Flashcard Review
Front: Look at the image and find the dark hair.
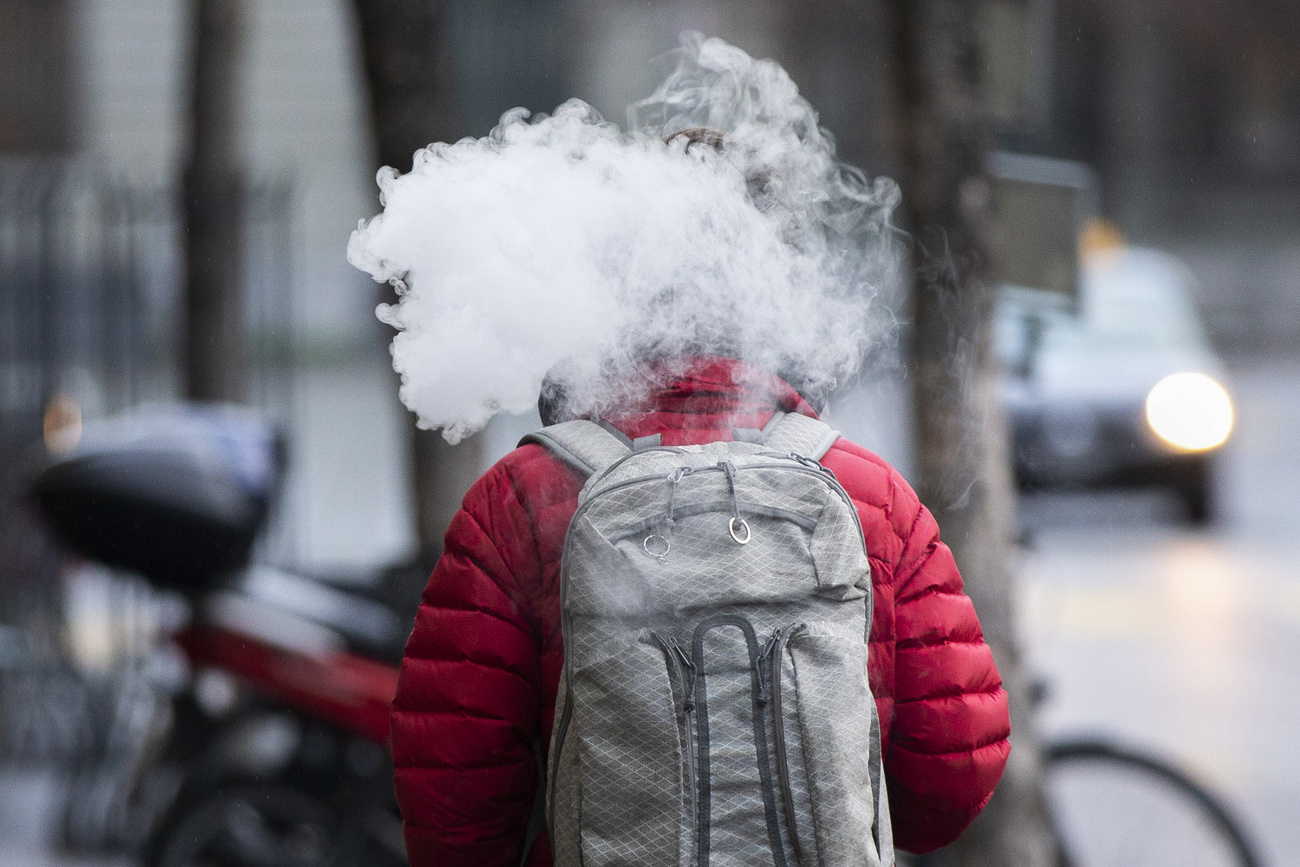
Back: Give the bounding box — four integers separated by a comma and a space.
665, 126, 726, 151
537, 374, 569, 426
667, 126, 784, 221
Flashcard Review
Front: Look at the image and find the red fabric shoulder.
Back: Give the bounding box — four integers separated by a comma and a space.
822, 437, 1010, 853
392, 449, 576, 867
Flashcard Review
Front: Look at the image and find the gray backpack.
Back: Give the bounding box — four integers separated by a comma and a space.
524, 413, 893, 867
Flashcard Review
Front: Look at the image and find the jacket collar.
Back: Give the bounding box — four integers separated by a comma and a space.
603, 356, 818, 440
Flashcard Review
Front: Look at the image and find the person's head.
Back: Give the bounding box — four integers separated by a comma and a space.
352, 34, 895, 443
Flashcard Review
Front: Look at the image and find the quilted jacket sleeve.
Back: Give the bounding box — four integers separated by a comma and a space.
885, 472, 1011, 853
390, 462, 545, 867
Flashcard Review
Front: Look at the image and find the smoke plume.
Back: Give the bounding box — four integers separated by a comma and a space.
348, 33, 899, 443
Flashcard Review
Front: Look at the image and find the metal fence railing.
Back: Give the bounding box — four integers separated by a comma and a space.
0, 158, 296, 765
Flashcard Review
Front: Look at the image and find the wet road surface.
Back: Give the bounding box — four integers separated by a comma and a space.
1020, 359, 1300, 865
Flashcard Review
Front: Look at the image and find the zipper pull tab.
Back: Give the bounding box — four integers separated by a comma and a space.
755, 628, 783, 707
664, 466, 693, 527
789, 452, 821, 470
669, 638, 697, 712
671, 639, 694, 672
718, 460, 751, 545
789, 451, 838, 481
762, 627, 784, 659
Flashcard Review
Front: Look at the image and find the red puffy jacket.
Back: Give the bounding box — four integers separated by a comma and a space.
391, 357, 1010, 864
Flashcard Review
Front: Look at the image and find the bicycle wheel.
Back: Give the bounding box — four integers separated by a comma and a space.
1044, 739, 1261, 867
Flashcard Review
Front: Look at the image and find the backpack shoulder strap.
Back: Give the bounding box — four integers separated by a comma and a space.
761, 412, 841, 460
518, 419, 633, 479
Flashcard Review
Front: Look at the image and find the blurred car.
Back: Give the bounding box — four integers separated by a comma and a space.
998, 243, 1233, 523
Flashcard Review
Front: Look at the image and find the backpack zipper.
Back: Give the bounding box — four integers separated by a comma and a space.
652, 631, 699, 844
586, 445, 687, 488
769, 625, 804, 865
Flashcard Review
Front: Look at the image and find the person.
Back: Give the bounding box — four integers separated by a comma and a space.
389, 354, 1011, 866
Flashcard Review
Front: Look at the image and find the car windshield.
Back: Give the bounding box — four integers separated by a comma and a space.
998, 248, 1206, 361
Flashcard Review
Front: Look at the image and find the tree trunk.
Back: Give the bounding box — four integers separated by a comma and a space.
183, 0, 246, 404
885, 0, 1058, 863
349, 0, 482, 553
0, 0, 75, 152
351, 0, 459, 174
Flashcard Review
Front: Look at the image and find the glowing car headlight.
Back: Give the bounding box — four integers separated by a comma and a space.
1144, 372, 1233, 452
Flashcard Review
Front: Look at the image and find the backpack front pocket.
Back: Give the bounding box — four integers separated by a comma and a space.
773, 623, 884, 867
571, 633, 688, 866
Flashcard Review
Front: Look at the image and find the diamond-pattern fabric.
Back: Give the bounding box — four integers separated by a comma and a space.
789, 625, 880, 866
700, 626, 775, 867
546, 418, 891, 866
774, 649, 816, 863
759, 412, 838, 457
576, 637, 683, 865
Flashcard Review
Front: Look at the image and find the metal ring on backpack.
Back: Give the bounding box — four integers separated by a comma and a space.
728, 517, 751, 545
644, 533, 671, 561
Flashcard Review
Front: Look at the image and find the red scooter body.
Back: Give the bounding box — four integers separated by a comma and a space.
31, 407, 414, 866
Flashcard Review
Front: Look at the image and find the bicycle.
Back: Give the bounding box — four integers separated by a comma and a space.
1044, 736, 1262, 867
900, 733, 1262, 867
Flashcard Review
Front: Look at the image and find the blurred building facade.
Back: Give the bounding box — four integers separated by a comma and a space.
0, 0, 1295, 586
1027, 0, 1300, 355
